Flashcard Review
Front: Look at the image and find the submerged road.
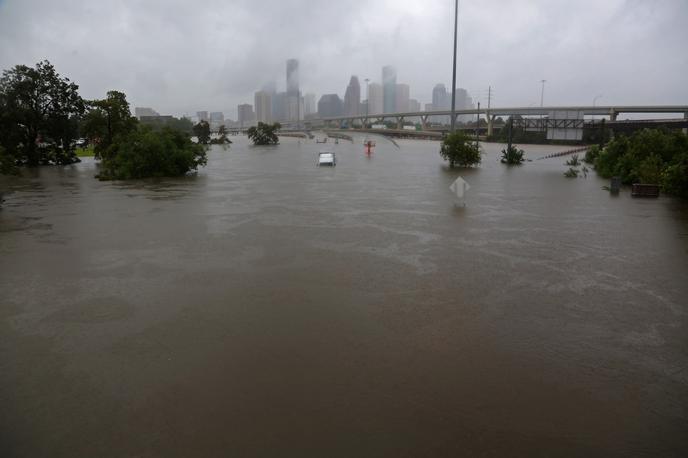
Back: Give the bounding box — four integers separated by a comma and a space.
1, 136, 687, 457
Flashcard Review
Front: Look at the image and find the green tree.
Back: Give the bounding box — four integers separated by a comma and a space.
210, 125, 232, 145
0, 145, 19, 175
193, 120, 211, 144
82, 90, 137, 158
0, 60, 85, 166
247, 122, 281, 145
439, 131, 481, 168
97, 125, 207, 180
500, 145, 525, 165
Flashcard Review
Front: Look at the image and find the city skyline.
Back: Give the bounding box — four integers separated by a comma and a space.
2, 0, 686, 119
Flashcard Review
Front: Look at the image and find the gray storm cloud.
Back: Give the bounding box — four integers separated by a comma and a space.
1, 0, 686, 119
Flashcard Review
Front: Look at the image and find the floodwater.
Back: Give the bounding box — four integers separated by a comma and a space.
1, 135, 687, 457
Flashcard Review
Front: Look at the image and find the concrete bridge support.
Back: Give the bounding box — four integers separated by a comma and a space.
396, 116, 405, 129
420, 115, 428, 130
684, 112, 688, 135
609, 109, 618, 121
487, 115, 496, 137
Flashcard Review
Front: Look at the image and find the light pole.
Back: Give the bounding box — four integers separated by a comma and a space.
592, 94, 602, 120
450, 0, 459, 132
540, 79, 546, 107
365, 78, 370, 127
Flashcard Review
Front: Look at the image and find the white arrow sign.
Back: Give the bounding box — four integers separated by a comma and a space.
449, 176, 470, 199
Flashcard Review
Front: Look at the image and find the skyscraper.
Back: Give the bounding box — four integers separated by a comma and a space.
286, 59, 299, 96
286, 59, 300, 122
432, 84, 450, 124
254, 90, 273, 123
344, 76, 361, 116
237, 104, 255, 127
395, 83, 410, 113
304, 93, 316, 117
368, 83, 384, 115
196, 111, 209, 122
382, 65, 396, 114
317, 94, 343, 118
209, 112, 224, 130
409, 98, 421, 112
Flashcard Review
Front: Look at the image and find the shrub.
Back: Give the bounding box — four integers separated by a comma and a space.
584, 145, 600, 164
97, 126, 207, 180
565, 154, 581, 166
439, 131, 481, 168
500, 145, 525, 165
248, 122, 281, 145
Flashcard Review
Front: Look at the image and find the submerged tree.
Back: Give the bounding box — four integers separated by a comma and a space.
97, 126, 207, 180
439, 131, 481, 168
210, 125, 232, 145
193, 120, 211, 145
500, 145, 525, 165
247, 122, 281, 145
81, 90, 138, 158
0, 60, 85, 166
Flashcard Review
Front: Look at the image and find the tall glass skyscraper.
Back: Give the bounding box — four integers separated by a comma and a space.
382, 65, 396, 114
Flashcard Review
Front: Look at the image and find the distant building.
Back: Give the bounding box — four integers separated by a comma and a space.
424, 103, 434, 112
344, 76, 361, 117
272, 92, 287, 121
432, 84, 450, 124
135, 107, 159, 119
254, 90, 273, 123
409, 98, 421, 112
304, 93, 316, 116
286, 59, 299, 96
368, 83, 383, 115
237, 104, 255, 127
395, 83, 410, 113
139, 115, 173, 126
209, 112, 224, 130
196, 111, 209, 122
317, 94, 343, 118
382, 65, 396, 114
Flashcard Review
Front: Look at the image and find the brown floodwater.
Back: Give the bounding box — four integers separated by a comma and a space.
1, 135, 687, 457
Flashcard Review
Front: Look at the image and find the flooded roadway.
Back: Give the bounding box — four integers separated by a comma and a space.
1, 135, 687, 457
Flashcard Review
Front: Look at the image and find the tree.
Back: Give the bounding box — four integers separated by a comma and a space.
210, 125, 232, 145
593, 128, 688, 196
439, 131, 481, 168
97, 125, 207, 180
0, 60, 85, 166
0, 145, 19, 175
247, 122, 281, 145
82, 90, 137, 158
193, 120, 211, 145
500, 145, 525, 165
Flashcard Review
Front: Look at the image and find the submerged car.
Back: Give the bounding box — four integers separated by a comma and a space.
317, 151, 336, 166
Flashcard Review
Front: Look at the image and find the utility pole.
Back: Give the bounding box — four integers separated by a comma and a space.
487, 86, 491, 111
365, 78, 370, 128
450, 0, 459, 132
540, 79, 546, 107
475, 102, 480, 146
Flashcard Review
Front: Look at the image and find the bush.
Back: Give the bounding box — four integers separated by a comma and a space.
248, 122, 281, 145
97, 126, 207, 180
439, 131, 481, 168
593, 129, 688, 197
500, 145, 525, 165
565, 154, 581, 166
584, 145, 601, 164
564, 167, 580, 178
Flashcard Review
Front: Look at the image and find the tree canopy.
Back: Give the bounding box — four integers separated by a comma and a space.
594, 128, 688, 197
193, 120, 211, 145
247, 122, 281, 145
97, 125, 207, 180
439, 131, 481, 168
0, 60, 85, 166
81, 90, 137, 157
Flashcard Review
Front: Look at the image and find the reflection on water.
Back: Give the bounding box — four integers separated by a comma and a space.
1, 135, 687, 457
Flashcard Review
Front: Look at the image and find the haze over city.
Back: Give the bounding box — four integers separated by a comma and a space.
1, 0, 687, 120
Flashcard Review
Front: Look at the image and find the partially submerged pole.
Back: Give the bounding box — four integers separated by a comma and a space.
450, 0, 458, 132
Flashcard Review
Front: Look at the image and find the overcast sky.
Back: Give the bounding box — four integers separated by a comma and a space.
1, 0, 687, 119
